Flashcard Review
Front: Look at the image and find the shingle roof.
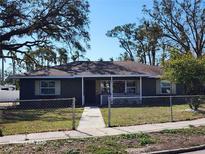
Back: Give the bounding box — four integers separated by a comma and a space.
18, 61, 162, 78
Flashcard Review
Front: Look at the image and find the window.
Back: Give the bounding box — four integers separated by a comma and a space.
160, 80, 171, 94
113, 81, 125, 94
100, 80, 110, 94
40, 80, 56, 95
100, 80, 138, 95
126, 81, 137, 94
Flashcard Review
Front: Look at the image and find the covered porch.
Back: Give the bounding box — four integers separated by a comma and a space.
81, 76, 143, 106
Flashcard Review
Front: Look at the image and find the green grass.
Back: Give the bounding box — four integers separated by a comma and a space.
0, 108, 84, 135
101, 104, 205, 127
162, 126, 205, 135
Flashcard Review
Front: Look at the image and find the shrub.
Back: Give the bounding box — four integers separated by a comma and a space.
137, 133, 154, 146
121, 133, 138, 139
188, 98, 200, 111
164, 53, 205, 111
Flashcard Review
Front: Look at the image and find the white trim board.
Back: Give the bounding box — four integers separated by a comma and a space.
14, 74, 161, 79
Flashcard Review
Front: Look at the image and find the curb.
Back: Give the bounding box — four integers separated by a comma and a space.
149, 144, 205, 154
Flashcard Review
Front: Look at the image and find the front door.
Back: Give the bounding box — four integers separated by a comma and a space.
84, 79, 97, 106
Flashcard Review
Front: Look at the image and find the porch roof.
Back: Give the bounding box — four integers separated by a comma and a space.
14, 61, 162, 78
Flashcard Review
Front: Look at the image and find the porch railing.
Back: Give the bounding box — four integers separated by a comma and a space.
100, 94, 141, 106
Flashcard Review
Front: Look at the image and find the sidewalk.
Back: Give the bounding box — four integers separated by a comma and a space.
1, 118, 205, 145
77, 106, 105, 129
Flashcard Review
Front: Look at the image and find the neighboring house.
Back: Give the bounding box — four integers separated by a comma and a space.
15, 61, 185, 106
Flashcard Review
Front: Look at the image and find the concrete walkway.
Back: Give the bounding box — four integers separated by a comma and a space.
77, 106, 105, 129
1, 118, 205, 145
183, 149, 205, 154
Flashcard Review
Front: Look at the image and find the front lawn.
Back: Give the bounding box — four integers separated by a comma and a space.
0, 108, 84, 136
101, 104, 205, 127
1, 126, 205, 153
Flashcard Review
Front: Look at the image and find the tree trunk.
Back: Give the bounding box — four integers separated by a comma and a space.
151, 48, 156, 66
147, 51, 152, 65
161, 44, 166, 66
1, 58, 4, 85
143, 52, 146, 64
129, 53, 134, 61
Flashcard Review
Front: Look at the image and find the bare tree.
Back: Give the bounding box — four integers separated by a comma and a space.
144, 0, 205, 57
135, 21, 163, 65
107, 22, 162, 65
106, 24, 136, 61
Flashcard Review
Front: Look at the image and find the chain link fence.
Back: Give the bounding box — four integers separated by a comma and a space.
106, 95, 205, 127
0, 98, 83, 136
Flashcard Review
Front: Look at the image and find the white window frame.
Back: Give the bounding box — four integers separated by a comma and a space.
99, 80, 138, 95
113, 80, 126, 94
160, 80, 171, 94
112, 80, 137, 95
40, 80, 56, 96
126, 80, 137, 94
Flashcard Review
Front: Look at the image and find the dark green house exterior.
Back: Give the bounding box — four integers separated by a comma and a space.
17, 61, 185, 106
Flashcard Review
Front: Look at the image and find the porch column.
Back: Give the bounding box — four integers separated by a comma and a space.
140, 76, 142, 101
81, 77, 85, 106
110, 76, 113, 100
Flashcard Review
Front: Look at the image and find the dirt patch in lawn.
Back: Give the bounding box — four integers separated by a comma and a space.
133, 133, 205, 153
1, 126, 205, 154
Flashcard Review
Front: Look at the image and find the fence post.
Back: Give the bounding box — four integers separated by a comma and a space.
72, 97, 76, 130
169, 96, 173, 122
108, 97, 111, 127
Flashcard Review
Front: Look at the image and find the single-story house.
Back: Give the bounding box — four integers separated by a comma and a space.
15, 61, 185, 107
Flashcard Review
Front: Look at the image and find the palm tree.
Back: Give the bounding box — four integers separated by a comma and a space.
0, 50, 14, 84
109, 57, 114, 61
7, 50, 20, 76
118, 52, 131, 61
44, 49, 57, 67
57, 48, 68, 65
98, 58, 104, 61
22, 50, 36, 72
71, 51, 85, 62
34, 47, 57, 67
